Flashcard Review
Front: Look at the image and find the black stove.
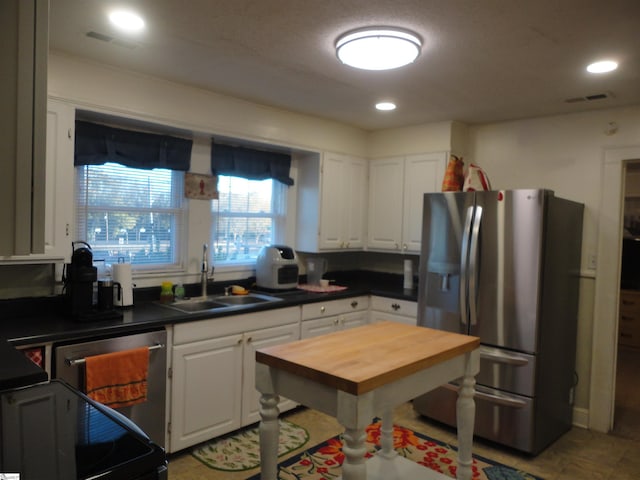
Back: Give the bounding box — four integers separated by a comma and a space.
0, 380, 166, 479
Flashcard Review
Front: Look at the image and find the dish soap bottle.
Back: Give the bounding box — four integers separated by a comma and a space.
175, 284, 185, 300
160, 281, 174, 304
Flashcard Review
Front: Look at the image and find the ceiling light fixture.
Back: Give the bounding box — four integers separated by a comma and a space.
376, 102, 396, 111
108, 9, 145, 33
587, 60, 618, 74
336, 28, 421, 70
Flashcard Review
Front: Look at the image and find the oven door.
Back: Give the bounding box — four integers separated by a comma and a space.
1, 380, 167, 479
53, 329, 167, 448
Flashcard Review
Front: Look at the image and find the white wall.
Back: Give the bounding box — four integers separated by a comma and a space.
467, 105, 640, 271
48, 53, 369, 157
367, 121, 456, 158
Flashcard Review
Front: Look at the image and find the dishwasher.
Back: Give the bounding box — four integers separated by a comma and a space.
53, 329, 167, 448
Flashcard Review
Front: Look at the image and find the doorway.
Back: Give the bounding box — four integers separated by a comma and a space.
614, 162, 640, 440
590, 146, 640, 433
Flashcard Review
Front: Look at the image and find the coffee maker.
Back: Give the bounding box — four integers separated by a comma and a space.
64, 241, 122, 321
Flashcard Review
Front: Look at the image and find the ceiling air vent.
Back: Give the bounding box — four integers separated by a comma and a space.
86, 31, 139, 49
565, 92, 612, 103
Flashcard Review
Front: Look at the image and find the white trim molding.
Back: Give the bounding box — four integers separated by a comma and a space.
590, 145, 640, 432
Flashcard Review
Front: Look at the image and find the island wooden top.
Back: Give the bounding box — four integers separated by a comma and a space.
256, 321, 480, 395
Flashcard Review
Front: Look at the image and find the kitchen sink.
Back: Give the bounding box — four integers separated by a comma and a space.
164, 299, 229, 313
160, 292, 282, 313
214, 293, 282, 305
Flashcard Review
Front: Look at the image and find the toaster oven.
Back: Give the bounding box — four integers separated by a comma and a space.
256, 245, 299, 289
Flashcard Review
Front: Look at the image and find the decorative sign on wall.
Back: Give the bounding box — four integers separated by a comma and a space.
185, 173, 218, 200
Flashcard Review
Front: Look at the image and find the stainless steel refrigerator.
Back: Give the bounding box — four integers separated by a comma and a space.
413, 189, 583, 455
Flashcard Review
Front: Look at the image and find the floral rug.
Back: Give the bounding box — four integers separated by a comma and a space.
246, 420, 543, 480
191, 420, 309, 472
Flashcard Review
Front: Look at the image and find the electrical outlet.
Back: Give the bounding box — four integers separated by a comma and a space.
588, 253, 597, 270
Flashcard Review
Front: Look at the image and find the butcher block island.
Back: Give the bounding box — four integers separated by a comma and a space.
255, 321, 480, 480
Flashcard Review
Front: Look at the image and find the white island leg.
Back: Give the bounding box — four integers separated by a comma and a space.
256, 362, 281, 480
259, 392, 280, 480
455, 358, 477, 480
379, 408, 396, 460
341, 427, 368, 480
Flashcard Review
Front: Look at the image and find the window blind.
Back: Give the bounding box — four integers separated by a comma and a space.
211, 176, 286, 263
75, 163, 185, 269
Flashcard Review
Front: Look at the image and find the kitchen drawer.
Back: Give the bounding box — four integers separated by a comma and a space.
619, 290, 640, 348
174, 306, 300, 345
301, 296, 369, 320
619, 329, 640, 348
370, 296, 417, 317
619, 290, 640, 313
618, 314, 640, 348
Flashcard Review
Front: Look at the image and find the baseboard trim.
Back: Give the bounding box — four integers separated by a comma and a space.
572, 406, 589, 429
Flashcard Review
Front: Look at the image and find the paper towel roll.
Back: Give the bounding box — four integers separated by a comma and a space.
112, 263, 134, 306
403, 259, 414, 289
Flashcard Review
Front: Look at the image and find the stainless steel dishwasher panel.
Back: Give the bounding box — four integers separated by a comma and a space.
53, 329, 167, 447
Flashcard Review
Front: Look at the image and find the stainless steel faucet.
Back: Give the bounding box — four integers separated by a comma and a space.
201, 243, 213, 297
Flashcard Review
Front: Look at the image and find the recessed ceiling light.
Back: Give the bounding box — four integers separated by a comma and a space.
108, 10, 145, 33
587, 60, 618, 74
336, 28, 421, 70
376, 102, 396, 111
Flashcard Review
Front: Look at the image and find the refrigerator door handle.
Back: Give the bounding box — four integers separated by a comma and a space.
443, 382, 528, 408
479, 346, 530, 366
459, 206, 475, 326
468, 205, 483, 326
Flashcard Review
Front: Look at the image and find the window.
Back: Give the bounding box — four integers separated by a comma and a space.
76, 163, 185, 270
211, 175, 286, 265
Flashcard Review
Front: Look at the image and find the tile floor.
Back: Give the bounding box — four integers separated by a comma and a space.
168, 348, 640, 480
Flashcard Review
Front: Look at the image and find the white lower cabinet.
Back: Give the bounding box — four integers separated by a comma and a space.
170, 332, 243, 452
301, 296, 369, 339
169, 307, 300, 452
369, 296, 418, 326
241, 323, 299, 426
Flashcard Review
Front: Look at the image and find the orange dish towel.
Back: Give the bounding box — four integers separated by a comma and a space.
85, 347, 150, 409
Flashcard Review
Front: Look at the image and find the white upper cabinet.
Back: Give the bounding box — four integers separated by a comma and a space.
0, 0, 48, 257
368, 152, 446, 253
367, 156, 405, 251
297, 152, 367, 252
43, 100, 75, 261
1, 100, 75, 263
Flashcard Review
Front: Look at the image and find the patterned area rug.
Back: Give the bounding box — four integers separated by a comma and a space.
247, 420, 543, 480
191, 420, 309, 472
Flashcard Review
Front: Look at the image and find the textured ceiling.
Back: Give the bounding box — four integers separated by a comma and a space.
50, 0, 640, 130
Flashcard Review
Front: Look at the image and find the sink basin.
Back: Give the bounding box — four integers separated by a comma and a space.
164, 299, 229, 313
214, 293, 282, 305
160, 292, 282, 313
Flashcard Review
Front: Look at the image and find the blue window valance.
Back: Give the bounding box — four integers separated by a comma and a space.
211, 142, 294, 186
74, 121, 192, 171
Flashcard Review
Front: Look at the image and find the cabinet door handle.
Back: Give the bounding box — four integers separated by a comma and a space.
320, 306, 326, 313
237, 338, 243, 344
402, 244, 408, 251
394, 243, 399, 250
246, 336, 252, 343
333, 318, 339, 325
350, 301, 358, 308
392, 303, 400, 311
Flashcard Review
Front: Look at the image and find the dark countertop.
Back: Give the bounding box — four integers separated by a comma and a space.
0, 271, 418, 347
0, 338, 49, 390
